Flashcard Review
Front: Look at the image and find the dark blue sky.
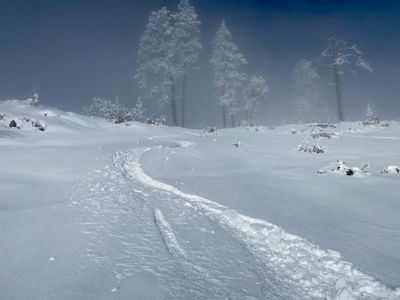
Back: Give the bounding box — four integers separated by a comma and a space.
1, 0, 399, 126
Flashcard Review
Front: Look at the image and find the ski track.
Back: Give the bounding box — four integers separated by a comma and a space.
153, 208, 186, 258
72, 140, 400, 300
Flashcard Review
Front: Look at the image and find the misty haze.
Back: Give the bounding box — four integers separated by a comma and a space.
1, 1, 400, 299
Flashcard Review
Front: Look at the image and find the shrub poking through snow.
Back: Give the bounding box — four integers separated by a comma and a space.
318, 160, 370, 177
245, 125, 266, 132
31, 120, 46, 131
145, 116, 165, 126
201, 126, 218, 136
381, 165, 400, 174
298, 141, 325, 154
311, 123, 337, 129
22, 117, 46, 131
232, 138, 240, 148
9, 120, 18, 128
311, 131, 336, 139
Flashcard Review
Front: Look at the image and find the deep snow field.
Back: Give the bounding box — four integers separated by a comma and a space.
1, 100, 400, 300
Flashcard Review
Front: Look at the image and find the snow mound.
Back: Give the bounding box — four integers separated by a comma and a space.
319, 160, 369, 177
0, 115, 46, 132
0, 99, 108, 134
381, 165, 400, 174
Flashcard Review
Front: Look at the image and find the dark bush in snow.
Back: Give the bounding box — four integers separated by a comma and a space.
145, 116, 165, 126
232, 138, 241, 148
233, 141, 240, 148
362, 116, 380, 126
201, 127, 218, 136
9, 120, 18, 128
22, 117, 46, 131
31, 120, 46, 131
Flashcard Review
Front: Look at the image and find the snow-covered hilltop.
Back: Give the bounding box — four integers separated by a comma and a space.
1, 100, 399, 299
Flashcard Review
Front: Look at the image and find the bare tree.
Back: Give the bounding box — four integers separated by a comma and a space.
243, 76, 269, 125
315, 37, 373, 122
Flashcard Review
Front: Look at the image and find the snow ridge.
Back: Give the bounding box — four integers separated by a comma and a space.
113, 143, 400, 300
153, 208, 186, 258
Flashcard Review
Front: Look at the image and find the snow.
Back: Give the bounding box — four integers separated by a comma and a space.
1, 100, 400, 299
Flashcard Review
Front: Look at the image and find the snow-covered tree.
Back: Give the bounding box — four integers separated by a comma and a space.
293, 59, 328, 123
210, 21, 247, 128
366, 103, 374, 119
243, 76, 269, 124
315, 37, 373, 122
24, 89, 39, 107
136, 8, 179, 126
85, 97, 120, 122
173, 0, 201, 127
362, 103, 380, 125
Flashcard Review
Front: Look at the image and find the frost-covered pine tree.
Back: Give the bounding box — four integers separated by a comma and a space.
210, 21, 247, 128
293, 59, 327, 123
363, 103, 380, 125
316, 37, 373, 122
366, 103, 374, 119
243, 76, 269, 125
173, 0, 201, 127
136, 8, 179, 126
85, 97, 120, 122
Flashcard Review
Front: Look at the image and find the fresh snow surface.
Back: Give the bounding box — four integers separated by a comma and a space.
1, 100, 400, 299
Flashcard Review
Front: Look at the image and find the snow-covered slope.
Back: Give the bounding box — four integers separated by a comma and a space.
1, 100, 399, 299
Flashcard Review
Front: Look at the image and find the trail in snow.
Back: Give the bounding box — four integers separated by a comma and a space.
73, 146, 269, 299
113, 142, 400, 300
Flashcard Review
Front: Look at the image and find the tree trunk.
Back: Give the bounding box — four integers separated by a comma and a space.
170, 77, 178, 126
181, 72, 186, 127
331, 39, 344, 122
334, 65, 343, 122
222, 105, 226, 128
231, 114, 235, 128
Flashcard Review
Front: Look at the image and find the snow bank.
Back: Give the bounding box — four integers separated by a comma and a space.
0, 99, 108, 134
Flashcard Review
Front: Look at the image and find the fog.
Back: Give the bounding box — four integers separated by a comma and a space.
1, 0, 399, 128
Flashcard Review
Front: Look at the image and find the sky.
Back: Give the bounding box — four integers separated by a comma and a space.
0, 0, 399, 127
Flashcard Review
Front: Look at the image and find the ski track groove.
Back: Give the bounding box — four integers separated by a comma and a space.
71, 140, 400, 300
